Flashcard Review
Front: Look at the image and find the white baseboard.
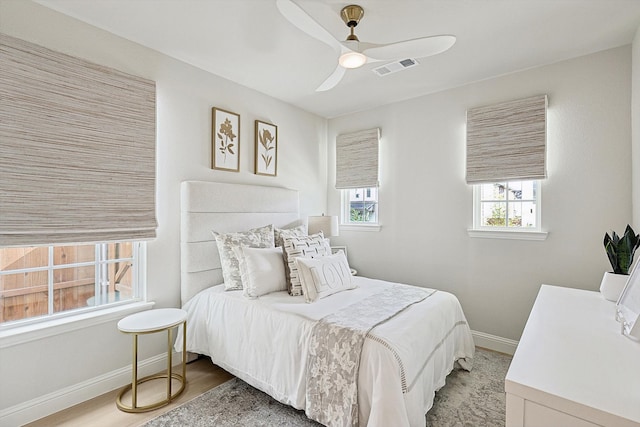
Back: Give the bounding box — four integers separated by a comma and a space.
0, 351, 178, 427
472, 330, 518, 355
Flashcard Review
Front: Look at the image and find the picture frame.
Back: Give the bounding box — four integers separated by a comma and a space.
616, 261, 640, 341
254, 120, 278, 176
212, 107, 240, 172
331, 246, 348, 258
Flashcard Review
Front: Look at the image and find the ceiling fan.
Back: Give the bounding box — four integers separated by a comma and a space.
276, 0, 456, 92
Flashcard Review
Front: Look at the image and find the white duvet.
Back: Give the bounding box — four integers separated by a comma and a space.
176, 276, 475, 427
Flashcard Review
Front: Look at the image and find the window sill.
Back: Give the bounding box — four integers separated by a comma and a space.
340, 224, 381, 232
0, 300, 155, 349
467, 229, 548, 241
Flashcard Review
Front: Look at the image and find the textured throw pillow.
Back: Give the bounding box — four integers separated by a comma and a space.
282, 232, 331, 296
275, 225, 307, 286
213, 224, 275, 290
296, 250, 356, 303
274, 224, 307, 247
234, 246, 287, 298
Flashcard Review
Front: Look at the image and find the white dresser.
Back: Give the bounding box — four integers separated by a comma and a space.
505, 285, 640, 427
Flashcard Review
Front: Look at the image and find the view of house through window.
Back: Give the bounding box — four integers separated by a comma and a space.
343, 187, 378, 224
0, 242, 140, 326
475, 180, 539, 229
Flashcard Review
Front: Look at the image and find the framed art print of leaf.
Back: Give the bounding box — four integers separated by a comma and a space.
212, 107, 240, 172
255, 120, 277, 176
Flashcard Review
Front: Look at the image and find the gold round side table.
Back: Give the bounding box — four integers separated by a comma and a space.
116, 308, 187, 413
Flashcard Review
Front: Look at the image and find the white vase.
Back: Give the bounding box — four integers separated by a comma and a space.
599, 272, 629, 302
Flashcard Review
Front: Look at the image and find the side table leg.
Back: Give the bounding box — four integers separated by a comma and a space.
132, 334, 138, 409
167, 327, 172, 401
182, 321, 187, 381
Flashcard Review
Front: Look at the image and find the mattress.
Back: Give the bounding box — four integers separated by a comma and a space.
176, 276, 475, 427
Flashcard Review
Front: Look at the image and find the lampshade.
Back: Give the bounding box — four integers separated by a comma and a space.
308, 215, 339, 237
339, 51, 367, 69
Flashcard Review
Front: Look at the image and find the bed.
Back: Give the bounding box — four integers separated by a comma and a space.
177, 180, 475, 427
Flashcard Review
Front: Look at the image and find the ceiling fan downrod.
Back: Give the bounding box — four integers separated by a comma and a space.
341, 4, 364, 41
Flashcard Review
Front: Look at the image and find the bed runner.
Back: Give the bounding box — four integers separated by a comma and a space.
305, 284, 435, 427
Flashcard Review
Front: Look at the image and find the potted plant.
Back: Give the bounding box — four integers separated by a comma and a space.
601, 224, 640, 301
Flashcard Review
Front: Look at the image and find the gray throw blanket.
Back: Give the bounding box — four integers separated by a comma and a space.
305, 285, 436, 427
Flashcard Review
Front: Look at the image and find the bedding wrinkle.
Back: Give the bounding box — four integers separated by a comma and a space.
366, 334, 408, 392
408, 320, 472, 393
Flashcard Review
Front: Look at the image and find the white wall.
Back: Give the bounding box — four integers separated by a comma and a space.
633, 26, 640, 229
0, 0, 327, 421
1, 0, 636, 422
328, 46, 633, 342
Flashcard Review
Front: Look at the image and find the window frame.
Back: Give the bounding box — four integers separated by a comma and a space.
469, 180, 548, 240
341, 187, 381, 231
0, 241, 146, 331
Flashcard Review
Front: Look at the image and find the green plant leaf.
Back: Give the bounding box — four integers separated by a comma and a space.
604, 225, 640, 274
612, 231, 620, 245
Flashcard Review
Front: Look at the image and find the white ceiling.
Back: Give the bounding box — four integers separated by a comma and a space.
35, 0, 640, 118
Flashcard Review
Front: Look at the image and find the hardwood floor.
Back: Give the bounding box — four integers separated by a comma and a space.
25, 357, 233, 427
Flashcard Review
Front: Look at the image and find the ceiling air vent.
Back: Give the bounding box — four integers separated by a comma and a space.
372, 58, 419, 77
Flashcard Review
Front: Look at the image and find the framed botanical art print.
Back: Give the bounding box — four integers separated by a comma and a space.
255, 120, 277, 176
212, 107, 240, 172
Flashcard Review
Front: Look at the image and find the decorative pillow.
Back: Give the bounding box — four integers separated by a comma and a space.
274, 224, 307, 247
296, 250, 356, 303
282, 232, 331, 296
213, 224, 274, 290
275, 225, 307, 286
234, 246, 287, 298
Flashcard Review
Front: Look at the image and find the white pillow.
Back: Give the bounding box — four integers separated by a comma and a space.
274, 224, 307, 247
295, 250, 356, 303
235, 246, 287, 298
282, 232, 331, 296
212, 224, 274, 291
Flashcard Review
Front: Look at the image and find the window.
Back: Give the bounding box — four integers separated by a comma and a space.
0, 242, 142, 327
0, 36, 155, 332
342, 187, 378, 225
466, 96, 547, 239
473, 180, 540, 231
336, 128, 380, 229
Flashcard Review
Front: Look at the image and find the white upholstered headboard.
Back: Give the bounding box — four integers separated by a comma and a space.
180, 181, 300, 305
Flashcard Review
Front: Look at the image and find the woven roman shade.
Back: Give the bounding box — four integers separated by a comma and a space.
0, 34, 157, 246
335, 128, 380, 189
466, 95, 547, 184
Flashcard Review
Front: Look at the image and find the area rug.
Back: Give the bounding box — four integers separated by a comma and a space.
426, 348, 512, 427
142, 347, 512, 427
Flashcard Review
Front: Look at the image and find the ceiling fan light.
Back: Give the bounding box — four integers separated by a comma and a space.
339, 51, 367, 69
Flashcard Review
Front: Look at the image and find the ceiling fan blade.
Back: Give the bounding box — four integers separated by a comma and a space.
362, 35, 456, 61
316, 65, 347, 92
276, 0, 344, 53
